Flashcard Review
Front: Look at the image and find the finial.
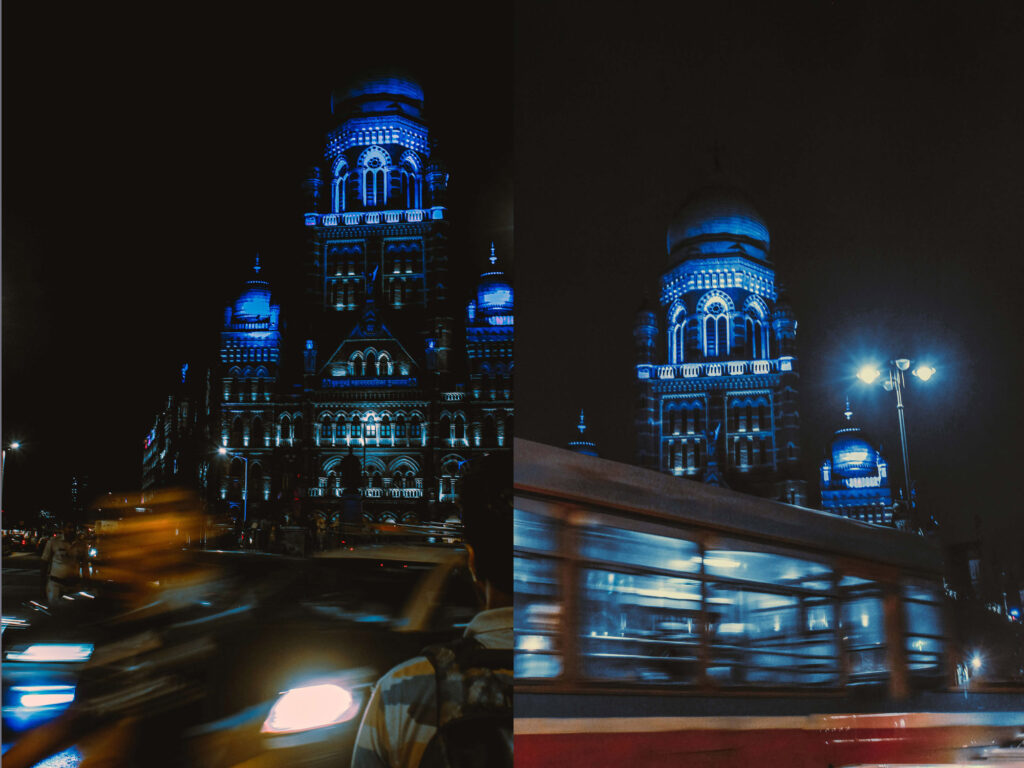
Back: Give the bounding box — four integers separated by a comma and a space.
577, 409, 587, 435
710, 140, 725, 175
254, 253, 261, 274
489, 242, 497, 266
844, 396, 852, 421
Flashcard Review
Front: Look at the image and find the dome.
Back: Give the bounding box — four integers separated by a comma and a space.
232, 257, 273, 321
830, 431, 879, 477
828, 405, 882, 478
331, 72, 424, 119
468, 245, 513, 326
667, 186, 770, 262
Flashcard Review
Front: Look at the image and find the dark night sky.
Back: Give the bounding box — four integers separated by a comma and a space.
515, 2, 1024, 548
2, 5, 512, 519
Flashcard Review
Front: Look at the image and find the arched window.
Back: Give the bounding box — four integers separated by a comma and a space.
439, 415, 452, 445
251, 417, 264, 447
411, 416, 422, 439
366, 351, 377, 375
293, 417, 304, 444
381, 416, 391, 438
351, 416, 362, 439
359, 147, 390, 208
671, 320, 686, 363
332, 157, 349, 213
231, 417, 244, 448
250, 463, 264, 502
320, 416, 333, 442
396, 415, 407, 438
482, 415, 497, 447
703, 301, 729, 357
454, 415, 466, 441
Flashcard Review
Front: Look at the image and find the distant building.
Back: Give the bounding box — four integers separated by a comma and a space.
633, 186, 805, 503
818, 400, 893, 525
69, 474, 90, 522
143, 74, 512, 531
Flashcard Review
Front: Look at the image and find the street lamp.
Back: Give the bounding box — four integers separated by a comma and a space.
218, 447, 248, 526
1, 441, 21, 517
856, 358, 935, 529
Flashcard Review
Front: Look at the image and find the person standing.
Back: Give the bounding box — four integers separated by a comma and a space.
41, 523, 86, 605
352, 453, 513, 768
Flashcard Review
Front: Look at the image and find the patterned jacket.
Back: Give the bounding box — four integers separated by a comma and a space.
352, 606, 513, 768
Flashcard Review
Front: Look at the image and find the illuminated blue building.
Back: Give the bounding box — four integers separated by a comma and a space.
193, 74, 512, 530
634, 186, 805, 504
819, 401, 893, 525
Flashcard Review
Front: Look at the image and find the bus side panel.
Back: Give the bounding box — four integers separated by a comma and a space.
514, 728, 826, 768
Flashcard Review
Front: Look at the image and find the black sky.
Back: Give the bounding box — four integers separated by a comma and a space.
515, 2, 1024, 548
1, 4, 512, 518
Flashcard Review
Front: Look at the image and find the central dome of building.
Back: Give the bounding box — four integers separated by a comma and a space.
667, 185, 770, 262
331, 71, 424, 119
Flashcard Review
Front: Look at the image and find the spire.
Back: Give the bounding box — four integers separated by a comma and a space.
489, 242, 497, 267
254, 253, 261, 274
844, 397, 852, 421
567, 409, 598, 457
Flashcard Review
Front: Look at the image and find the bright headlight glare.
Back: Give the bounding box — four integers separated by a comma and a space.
261, 683, 357, 734
6, 643, 94, 662
13, 685, 76, 708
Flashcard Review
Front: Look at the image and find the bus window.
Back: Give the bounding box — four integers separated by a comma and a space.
515, 508, 562, 679
839, 576, 887, 682
704, 549, 838, 686
581, 567, 702, 684
903, 582, 945, 675
580, 527, 700, 573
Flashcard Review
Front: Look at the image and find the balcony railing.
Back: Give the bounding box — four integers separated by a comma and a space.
638, 358, 789, 381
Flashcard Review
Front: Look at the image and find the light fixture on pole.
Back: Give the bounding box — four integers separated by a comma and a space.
856, 359, 935, 529
218, 447, 249, 526
1, 441, 21, 520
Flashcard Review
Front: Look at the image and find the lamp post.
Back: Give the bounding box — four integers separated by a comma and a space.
218, 447, 248, 526
1, 442, 21, 520
856, 359, 935, 529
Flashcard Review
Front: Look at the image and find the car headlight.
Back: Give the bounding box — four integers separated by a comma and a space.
261, 683, 359, 734
11, 685, 76, 708
5, 643, 94, 662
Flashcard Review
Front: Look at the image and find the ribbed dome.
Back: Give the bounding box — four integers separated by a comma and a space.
470, 245, 513, 325
232, 258, 272, 320
831, 430, 879, 478
332, 72, 424, 118
667, 186, 770, 261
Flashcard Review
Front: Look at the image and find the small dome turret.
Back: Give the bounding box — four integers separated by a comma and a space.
467, 244, 513, 326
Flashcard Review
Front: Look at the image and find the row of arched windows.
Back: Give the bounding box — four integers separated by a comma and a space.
668, 291, 773, 363
729, 400, 770, 433
331, 147, 423, 212
663, 402, 707, 436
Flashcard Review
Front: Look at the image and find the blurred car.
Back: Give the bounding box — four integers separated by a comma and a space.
2, 542, 478, 767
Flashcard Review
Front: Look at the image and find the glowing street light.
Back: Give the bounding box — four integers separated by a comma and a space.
218, 447, 249, 526
971, 653, 982, 672
1, 441, 21, 517
856, 358, 936, 530
856, 365, 881, 385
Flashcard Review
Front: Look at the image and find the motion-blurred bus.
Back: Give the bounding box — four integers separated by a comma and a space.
513, 439, 1024, 767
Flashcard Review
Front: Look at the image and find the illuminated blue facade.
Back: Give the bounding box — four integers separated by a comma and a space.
200, 75, 511, 530
819, 401, 893, 525
634, 186, 805, 504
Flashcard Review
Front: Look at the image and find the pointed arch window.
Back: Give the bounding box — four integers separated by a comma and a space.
251, 417, 264, 447
702, 300, 729, 358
